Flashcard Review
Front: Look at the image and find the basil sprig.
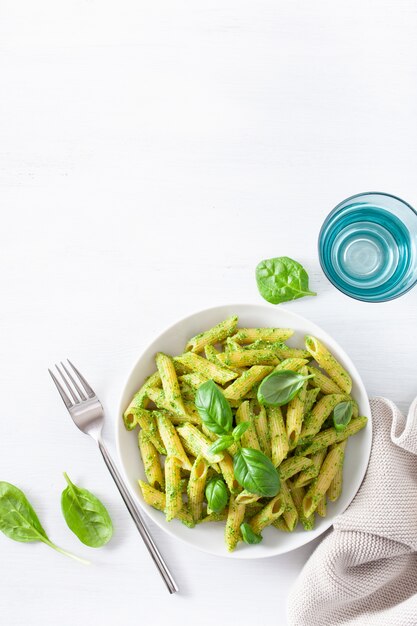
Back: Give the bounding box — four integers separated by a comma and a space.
205, 478, 228, 513
196, 381, 281, 498
0, 482, 88, 564
207, 422, 251, 456
195, 380, 233, 435
333, 401, 353, 432
257, 370, 313, 406
240, 522, 262, 544
233, 448, 280, 497
61, 473, 113, 548
256, 256, 316, 304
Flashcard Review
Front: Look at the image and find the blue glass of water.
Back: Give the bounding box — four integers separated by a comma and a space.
318, 192, 417, 302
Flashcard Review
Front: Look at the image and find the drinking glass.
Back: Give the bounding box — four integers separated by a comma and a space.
318, 192, 417, 302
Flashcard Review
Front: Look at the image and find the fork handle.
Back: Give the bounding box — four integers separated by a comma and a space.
98, 440, 179, 594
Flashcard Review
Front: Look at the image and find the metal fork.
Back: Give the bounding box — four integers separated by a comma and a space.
49, 359, 178, 594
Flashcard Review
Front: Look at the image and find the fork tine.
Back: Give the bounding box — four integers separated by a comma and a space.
56, 363, 81, 403
67, 359, 96, 398
48, 368, 73, 409
59, 362, 87, 401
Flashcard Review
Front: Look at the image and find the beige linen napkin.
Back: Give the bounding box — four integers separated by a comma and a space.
287, 396, 417, 626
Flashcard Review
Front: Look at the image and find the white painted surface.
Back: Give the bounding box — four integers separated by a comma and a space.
0, 2, 416, 624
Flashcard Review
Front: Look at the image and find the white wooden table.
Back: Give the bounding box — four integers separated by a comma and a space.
1, 2, 417, 624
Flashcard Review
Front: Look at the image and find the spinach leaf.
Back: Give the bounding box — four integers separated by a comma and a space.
195, 380, 233, 435
207, 435, 235, 456
205, 478, 228, 513
333, 401, 353, 432
257, 370, 313, 406
233, 448, 280, 497
61, 473, 113, 548
240, 522, 263, 545
232, 422, 250, 441
0, 481, 88, 564
256, 256, 316, 304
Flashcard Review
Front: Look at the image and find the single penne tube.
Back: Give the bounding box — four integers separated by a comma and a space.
218, 349, 281, 367
236, 401, 261, 450
123, 371, 162, 429
218, 452, 241, 493
286, 365, 309, 448
187, 456, 209, 522
225, 494, 246, 552
198, 511, 228, 524
307, 366, 344, 395
304, 387, 320, 415
279, 456, 313, 481
178, 372, 209, 390
303, 444, 345, 517
273, 358, 309, 373
185, 316, 238, 353
249, 493, 285, 534
268, 405, 289, 467
280, 480, 298, 531
223, 365, 273, 401
262, 342, 310, 360
146, 388, 200, 424
316, 495, 327, 518
174, 352, 238, 385
235, 489, 261, 505
165, 456, 183, 522
155, 411, 192, 470
245, 501, 264, 517
297, 416, 368, 456
300, 393, 351, 441
250, 399, 271, 458
272, 517, 291, 532
289, 481, 315, 531
138, 480, 194, 528
134, 408, 166, 454
231, 328, 294, 344
138, 430, 164, 491
292, 448, 327, 488
327, 440, 347, 501
177, 423, 224, 465
305, 336, 352, 394
155, 352, 186, 417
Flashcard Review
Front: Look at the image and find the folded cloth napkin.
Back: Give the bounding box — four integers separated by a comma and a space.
287, 396, 417, 626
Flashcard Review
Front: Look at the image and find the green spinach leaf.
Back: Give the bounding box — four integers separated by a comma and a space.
61, 473, 113, 548
0, 481, 88, 564
205, 478, 228, 513
240, 522, 263, 544
195, 380, 233, 435
256, 256, 316, 304
233, 448, 280, 497
333, 401, 353, 432
257, 370, 313, 406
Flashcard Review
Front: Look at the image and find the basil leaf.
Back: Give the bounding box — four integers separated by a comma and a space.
205, 478, 228, 513
257, 370, 313, 406
232, 422, 250, 441
207, 435, 235, 456
256, 256, 317, 304
333, 401, 353, 432
233, 448, 280, 497
240, 522, 263, 544
61, 473, 113, 548
0, 481, 88, 564
195, 380, 233, 435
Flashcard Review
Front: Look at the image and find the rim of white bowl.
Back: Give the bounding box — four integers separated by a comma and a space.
115, 303, 372, 559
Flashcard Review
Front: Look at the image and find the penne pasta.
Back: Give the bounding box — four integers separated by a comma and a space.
138, 430, 164, 490
268, 405, 289, 467
174, 352, 238, 385
305, 336, 352, 394
185, 316, 238, 353
231, 328, 294, 344
225, 494, 246, 552
223, 366, 273, 401
303, 444, 345, 517
187, 456, 209, 522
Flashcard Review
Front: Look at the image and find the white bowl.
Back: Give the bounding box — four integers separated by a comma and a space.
116, 304, 372, 559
